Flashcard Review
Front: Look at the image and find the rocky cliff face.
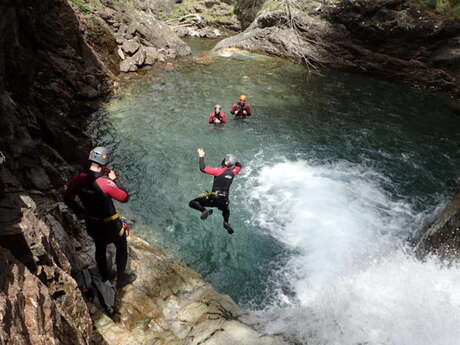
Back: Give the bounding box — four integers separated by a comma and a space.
215, 0, 460, 94
0, 2, 109, 343
0, 1, 285, 344
70, 0, 191, 73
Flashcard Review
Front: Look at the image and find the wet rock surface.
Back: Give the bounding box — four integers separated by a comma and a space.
416, 191, 460, 259
95, 236, 286, 345
216, 0, 460, 94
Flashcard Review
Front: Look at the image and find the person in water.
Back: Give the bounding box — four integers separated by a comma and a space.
208, 104, 228, 124
189, 148, 242, 234
230, 95, 251, 117
64, 147, 136, 288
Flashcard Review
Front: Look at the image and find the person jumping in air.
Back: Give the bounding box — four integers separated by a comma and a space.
208, 104, 228, 124
189, 148, 242, 234
230, 95, 251, 117
64, 147, 136, 289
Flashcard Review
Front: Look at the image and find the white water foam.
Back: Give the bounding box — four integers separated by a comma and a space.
243, 160, 460, 345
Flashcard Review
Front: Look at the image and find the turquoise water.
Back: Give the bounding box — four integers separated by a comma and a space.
88, 39, 460, 344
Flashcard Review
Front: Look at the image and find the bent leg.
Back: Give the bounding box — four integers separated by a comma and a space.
189, 197, 206, 212
190, 196, 216, 220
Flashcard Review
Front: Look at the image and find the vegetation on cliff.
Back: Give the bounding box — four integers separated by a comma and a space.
417, 0, 460, 16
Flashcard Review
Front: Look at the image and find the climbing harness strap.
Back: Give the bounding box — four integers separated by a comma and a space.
199, 191, 227, 199
103, 213, 120, 222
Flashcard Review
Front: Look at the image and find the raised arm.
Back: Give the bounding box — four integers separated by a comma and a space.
97, 176, 129, 203
198, 148, 225, 176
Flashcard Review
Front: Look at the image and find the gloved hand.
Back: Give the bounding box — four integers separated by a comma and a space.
122, 222, 131, 236
235, 162, 242, 168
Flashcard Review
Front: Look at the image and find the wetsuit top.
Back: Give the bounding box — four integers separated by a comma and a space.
208, 111, 228, 123
230, 102, 251, 116
64, 170, 129, 219
199, 157, 241, 194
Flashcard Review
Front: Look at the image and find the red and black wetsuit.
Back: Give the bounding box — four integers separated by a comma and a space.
64, 170, 129, 281
230, 102, 251, 116
189, 157, 241, 223
208, 111, 228, 124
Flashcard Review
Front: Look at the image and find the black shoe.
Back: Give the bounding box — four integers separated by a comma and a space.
200, 209, 213, 220
223, 222, 234, 234
116, 272, 137, 289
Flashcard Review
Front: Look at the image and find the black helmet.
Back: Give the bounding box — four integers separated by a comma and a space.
222, 154, 238, 167
89, 146, 111, 166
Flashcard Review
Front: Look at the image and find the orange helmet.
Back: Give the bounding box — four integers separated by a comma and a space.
239, 95, 247, 102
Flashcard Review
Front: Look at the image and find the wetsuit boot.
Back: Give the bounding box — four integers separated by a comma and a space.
200, 209, 213, 220
116, 272, 137, 289
223, 222, 234, 234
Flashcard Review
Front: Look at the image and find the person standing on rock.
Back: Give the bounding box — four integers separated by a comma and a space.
64, 147, 136, 288
208, 104, 228, 125
230, 95, 251, 117
189, 148, 242, 234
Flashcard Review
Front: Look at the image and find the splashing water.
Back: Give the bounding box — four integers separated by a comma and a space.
244, 160, 460, 345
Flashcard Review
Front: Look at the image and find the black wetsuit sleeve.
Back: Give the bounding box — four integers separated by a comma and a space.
64, 174, 86, 218
235, 162, 242, 168
199, 157, 206, 172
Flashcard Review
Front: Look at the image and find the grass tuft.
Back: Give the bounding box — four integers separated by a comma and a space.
69, 0, 91, 12
416, 0, 460, 17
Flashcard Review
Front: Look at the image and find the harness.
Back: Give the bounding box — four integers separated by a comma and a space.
199, 191, 228, 199
86, 212, 128, 237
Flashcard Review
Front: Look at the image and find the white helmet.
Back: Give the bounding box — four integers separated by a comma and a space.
223, 154, 238, 167
89, 146, 111, 166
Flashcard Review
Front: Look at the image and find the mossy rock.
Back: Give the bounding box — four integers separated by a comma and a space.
453, 3, 460, 16
68, 0, 102, 12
